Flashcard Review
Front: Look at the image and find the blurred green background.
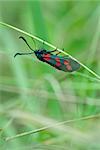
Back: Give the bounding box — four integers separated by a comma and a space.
0, 0, 100, 150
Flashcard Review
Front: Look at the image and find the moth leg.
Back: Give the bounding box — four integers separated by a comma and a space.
46, 48, 58, 54
31, 37, 37, 50
42, 41, 45, 49
50, 48, 58, 53
55, 48, 64, 55
62, 48, 64, 51
55, 51, 61, 55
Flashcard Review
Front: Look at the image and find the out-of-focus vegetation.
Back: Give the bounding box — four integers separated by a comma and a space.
0, 1, 100, 150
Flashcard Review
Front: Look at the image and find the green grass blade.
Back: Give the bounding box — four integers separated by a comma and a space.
0, 21, 100, 81
5, 114, 100, 141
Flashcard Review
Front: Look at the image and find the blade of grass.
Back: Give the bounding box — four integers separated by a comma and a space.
1, 30, 28, 99
5, 113, 100, 141
29, 0, 48, 41
73, 72, 100, 83
0, 22, 100, 81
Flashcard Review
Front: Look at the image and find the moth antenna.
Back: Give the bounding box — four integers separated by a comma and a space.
19, 36, 34, 51
14, 52, 34, 58
14, 53, 21, 58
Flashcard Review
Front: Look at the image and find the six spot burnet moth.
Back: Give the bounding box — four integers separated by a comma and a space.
14, 36, 80, 72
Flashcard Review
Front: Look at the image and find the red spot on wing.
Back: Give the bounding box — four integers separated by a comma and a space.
64, 60, 72, 71
43, 54, 51, 61
55, 57, 61, 67
64, 60, 69, 65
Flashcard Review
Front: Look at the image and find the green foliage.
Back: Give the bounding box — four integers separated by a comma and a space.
0, 1, 100, 150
